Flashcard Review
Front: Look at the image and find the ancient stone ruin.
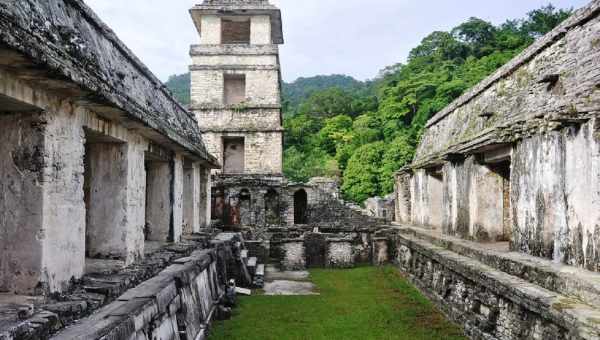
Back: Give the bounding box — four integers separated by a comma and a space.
1, 0, 600, 339
393, 1, 600, 338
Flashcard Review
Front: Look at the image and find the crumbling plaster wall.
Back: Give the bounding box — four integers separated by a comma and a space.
184, 163, 202, 234
85, 143, 129, 260
250, 15, 272, 44
512, 120, 600, 270
172, 154, 185, 243
0, 112, 49, 294
395, 173, 412, 224
410, 170, 442, 228
440, 157, 505, 242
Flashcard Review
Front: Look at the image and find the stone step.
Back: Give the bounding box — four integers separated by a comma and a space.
247, 257, 257, 276
396, 224, 600, 308
396, 231, 600, 338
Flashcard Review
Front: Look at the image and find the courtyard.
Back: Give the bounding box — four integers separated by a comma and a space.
211, 266, 466, 340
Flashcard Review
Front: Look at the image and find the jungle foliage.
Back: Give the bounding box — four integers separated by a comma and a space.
281, 5, 571, 203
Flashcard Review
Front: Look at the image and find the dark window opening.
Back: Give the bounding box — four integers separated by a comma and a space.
294, 189, 308, 225
221, 18, 251, 44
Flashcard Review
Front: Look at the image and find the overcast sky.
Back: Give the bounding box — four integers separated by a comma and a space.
84, 0, 588, 83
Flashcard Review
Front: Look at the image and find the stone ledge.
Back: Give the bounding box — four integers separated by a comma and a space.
189, 64, 279, 71
394, 231, 600, 339
0, 235, 213, 340
51, 248, 220, 340
190, 44, 279, 56
394, 224, 600, 308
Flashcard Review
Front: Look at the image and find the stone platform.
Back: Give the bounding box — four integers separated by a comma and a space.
391, 224, 600, 340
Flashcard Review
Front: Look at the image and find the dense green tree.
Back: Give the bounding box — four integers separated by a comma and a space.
523, 5, 572, 37
341, 142, 386, 203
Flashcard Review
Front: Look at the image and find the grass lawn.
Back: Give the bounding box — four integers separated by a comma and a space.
210, 266, 466, 340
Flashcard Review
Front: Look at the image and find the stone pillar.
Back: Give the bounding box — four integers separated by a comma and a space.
0, 111, 83, 294
198, 167, 211, 230
145, 161, 172, 242
172, 154, 184, 242
183, 161, 201, 234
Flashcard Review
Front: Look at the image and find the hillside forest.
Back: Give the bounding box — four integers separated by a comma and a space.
165, 5, 572, 203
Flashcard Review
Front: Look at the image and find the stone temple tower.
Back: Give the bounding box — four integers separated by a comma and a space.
190, 0, 286, 227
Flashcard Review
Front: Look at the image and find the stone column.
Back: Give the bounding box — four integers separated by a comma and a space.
183, 161, 201, 234
145, 161, 172, 242
172, 153, 184, 242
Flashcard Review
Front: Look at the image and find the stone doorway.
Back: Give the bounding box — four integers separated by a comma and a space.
83, 129, 128, 260
265, 189, 280, 225
489, 160, 512, 242
294, 189, 308, 224
144, 155, 172, 243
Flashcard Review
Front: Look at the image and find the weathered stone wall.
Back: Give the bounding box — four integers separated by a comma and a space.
287, 179, 383, 227
391, 227, 600, 340
0, 112, 53, 294
394, 173, 412, 224
145, 161, 173, 242
396, 1, 600, 271
439, 157, 507, 242
211, 175, 287, 227
274, 227, 392, 270
0, 0, 215, 162
325, 241, 354, 268
191, 69, 280, 107
512, 120, 600, 270
50, 249, 223, 340
0, 54, 210, 295
280, 241, 306, 270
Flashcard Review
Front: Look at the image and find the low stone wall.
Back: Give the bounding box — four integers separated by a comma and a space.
390, 227, 600, 340
50, 249, 224, 340
274, 227, 392, 270
0, 234, 251, 340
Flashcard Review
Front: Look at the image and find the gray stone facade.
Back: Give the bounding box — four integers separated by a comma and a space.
0, 0, 218, 296
391, 1, 600, 339
395, 0, 600, 272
